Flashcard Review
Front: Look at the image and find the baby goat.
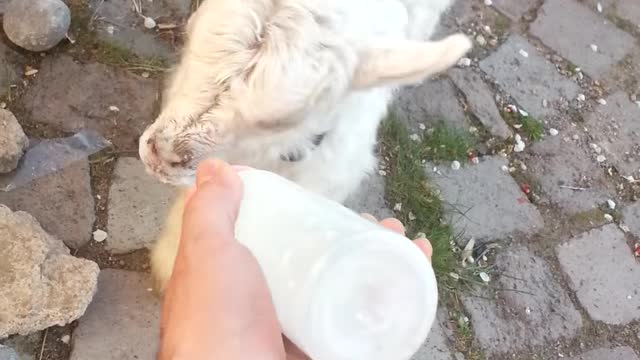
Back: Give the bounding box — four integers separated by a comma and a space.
139, 0, 471, 291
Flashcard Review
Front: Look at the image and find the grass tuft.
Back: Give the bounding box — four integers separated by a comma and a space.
378, 116, 458, 279
519, 117, 544, 141
423, 122, 474, 162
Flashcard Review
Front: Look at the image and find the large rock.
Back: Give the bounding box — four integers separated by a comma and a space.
0, 131, 109, 248
20, 56, 160, 150
0, 205, 99, 338
0, 109, 28, 174
107, 157, 175, 253
2, 0, 71, 52
70, 270, 161, 360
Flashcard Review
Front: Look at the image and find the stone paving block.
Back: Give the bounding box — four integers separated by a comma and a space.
585, 92, 640, 176
556, 224, 640, 325
70, 270, 160, 360
411, 309, 458, 360
0, 42, 24, 97
621, 201, 640, 237
107, 157, 175, 253
344, 172, 393, 220
480, 34, 580, 120
20, 55, 160, 150
567, 346, 640, 360
429, 156, 543, 243
530, 0, 635, 79
449, 68, 512, 139
0, 134, 101, 248
462, 247, 582, 354
88, 0, 191, 60
525, 135, 616, 213
586, 0, 640, 28
491, 0, 538, 20
394, 78, 469, 134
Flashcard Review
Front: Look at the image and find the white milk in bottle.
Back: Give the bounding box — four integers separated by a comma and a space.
234, 169, 439, 360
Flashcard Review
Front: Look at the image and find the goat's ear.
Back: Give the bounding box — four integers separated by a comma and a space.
352, 34, 472, 89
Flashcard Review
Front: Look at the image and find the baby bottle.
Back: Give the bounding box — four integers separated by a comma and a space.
234, 169, 439, 360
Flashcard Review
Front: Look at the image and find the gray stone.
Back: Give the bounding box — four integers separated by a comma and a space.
70, 270, 161, 360
480, 34, 580, 120
0, 132, 107, 248
463, 247, 582, 354
0, 205, 99, 338
429, 156, 544, 243
434, 0, 475, 38
556, 224, 640, 325
616, 0, 640, 26
585, 92, 640, 176
394, 78, 468, 133
411, 309, 457, 360
0, 109, 28, 173
107, 157, 175, 253
622, 201, 640, 237
0, 42, 24, 97
449, 69, 512, 139
0, 347, 17, 360
567, 347, 640, 360
21, 56, 159, 150
526, 135, 616, 213
88, 0, 191, 61
3, 0, 71, 52
0, 333, 41, 360
530, 0, 635, 79
344, 172, 393, 220
491, 0, 537, 20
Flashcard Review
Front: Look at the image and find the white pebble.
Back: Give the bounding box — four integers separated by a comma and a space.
549, 128, 559, 136
607, 199, 616, 210
484, 0, 493, 5
451, 161, 461, 170
525, 307, 531, 315
458, 57, 472, 67
597, 2, 603, 13
518, 109, 529, 117
60, 335, 70, 344
514, 141, 525, 152
108, 105, 120, 112
476, 35, 487, 46
409, 134, 420, 142
577, 94, 586, 102
393, 203, 402, 211
590, 44, 598, 52
418, 123, 426, 130
449, 272, 460, 280
604, 213, 614, 222
408, 212, 417, 221
144, 16, 157, 29
378, 170, 387, 176
501, 165, 509, 172
479, 272, 490, 283
93, 229, 108, 242
596, 154, 606, 163
597, 98, 607, 105
106, 25, 115, 35
519, 49, 529, 58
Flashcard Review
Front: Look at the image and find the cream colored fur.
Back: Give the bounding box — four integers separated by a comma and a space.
142, 0, 471, 292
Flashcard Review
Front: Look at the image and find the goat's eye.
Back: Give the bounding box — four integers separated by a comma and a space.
168, 161, 185, 168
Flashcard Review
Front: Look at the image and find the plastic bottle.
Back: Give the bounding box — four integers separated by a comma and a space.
234, 169, 439, 360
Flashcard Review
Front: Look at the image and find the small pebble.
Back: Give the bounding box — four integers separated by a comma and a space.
542, 99, 548, 108
597, 2, 603, 13
144, 16, 157, 29
106, 25, 115, 35
519, 49, 529, 58
418, 123, 426, 131
449, 272, 460, 280
24, 67, 38, 76
108, 105, 120, 112
141, 71, 150, 78
378, 170, 387, 176
549, 128, 559, 136
458, 57, 472, 67
590, 44, 598, 52
484, 0, 492, 5
408, 212, 416, 221
607, 199, 616, 210
409, 134, 420, 142
577, 94, 586, 102
572, 134, 579, 140
60, 335, 70, 344
451, 161, 461, 170
597, 98, 607, 105
604, 214, 613, 222
596, 154, 606, 163
476, 35, 486, 47
393, 203, 402, 211
501, 165, 509, 172
479, 272, 490, 283
93, 229, 108, 242
525, 307, 531, 315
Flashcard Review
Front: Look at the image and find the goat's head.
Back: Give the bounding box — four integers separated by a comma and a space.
139, 0, 471, 185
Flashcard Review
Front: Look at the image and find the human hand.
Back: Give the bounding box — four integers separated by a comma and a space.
157, 159, 433, 360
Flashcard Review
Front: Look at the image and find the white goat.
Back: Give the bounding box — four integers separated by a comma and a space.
139, 0, 471, 291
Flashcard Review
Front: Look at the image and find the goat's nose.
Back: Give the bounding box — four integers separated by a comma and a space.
146, 136, 158, 156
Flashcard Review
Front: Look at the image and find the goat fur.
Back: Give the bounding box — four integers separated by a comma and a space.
142, 0, 471, 292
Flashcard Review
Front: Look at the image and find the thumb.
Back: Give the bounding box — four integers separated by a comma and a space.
180, 159, 244, 247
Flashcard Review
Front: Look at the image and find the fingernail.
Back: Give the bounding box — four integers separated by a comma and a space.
196, 159, 223, 187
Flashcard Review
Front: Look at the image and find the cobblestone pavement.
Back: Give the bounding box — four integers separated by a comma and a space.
1, 0, 640, 359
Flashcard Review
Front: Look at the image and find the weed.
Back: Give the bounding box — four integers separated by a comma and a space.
422, 122, 475, 162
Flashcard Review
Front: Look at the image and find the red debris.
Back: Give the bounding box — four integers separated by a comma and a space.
520, 183, 531, 195
634, 243, 640, 257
